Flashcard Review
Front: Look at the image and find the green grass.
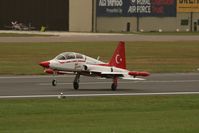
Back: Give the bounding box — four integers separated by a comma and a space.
0, 95, 199, 133
0, 41, 199, 75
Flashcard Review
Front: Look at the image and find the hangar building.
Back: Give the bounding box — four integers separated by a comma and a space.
0, 0, 198, 32
95, 0, 199, 32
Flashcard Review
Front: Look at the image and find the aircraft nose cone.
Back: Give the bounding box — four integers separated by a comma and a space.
39, 61, 50, 68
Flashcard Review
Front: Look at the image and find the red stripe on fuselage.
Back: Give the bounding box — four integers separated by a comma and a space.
97, 63, 110, 66
59, 60, 85, 64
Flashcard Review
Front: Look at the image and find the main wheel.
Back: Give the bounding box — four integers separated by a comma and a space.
111, 83, 117, 91
73, 82, 79, 90
52, 79, 57, 86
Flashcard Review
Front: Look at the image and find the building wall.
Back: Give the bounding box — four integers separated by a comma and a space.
193, 13, 199, 32
94, 0, 199, 32
96, 12, 199, 32
69, 0, 93, 32
177, 12, 199, 32
0, 0, 198, 32
139, 17, 177, 32
96, 17, 137, 32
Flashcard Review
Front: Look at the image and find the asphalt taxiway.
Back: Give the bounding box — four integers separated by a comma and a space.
1, 31, 199, 42
0, 73, 199, 98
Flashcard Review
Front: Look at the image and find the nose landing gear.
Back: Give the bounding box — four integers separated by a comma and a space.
52, 71, 57, 86
52, 79, 57, 86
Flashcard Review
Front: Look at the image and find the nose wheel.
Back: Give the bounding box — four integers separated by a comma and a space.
73, 74, 80, 90
52, 79, 57, 86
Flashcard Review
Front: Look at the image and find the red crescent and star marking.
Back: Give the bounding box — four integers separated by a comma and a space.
115, 54, 122, 64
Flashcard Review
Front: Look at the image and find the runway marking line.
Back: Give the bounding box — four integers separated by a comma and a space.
1, 92, 199, 99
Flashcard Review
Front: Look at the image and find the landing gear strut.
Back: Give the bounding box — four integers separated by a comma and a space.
73, 74, 80, 90
52, 71, 57, 86
111, 76, 118, 91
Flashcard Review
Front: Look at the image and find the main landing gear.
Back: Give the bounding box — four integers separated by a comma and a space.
111, 76, 118, 91
51, 73, 118, 91
73, 74, 80, 90
51, 73, 80, 90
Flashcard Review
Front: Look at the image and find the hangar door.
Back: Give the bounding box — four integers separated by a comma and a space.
0, 0, 69, 31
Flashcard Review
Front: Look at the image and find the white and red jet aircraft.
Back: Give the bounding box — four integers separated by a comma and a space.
39, 41, 150, 90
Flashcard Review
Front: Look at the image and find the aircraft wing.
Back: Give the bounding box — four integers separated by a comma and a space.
90, 70, 124, 76
101, 71, 126, 76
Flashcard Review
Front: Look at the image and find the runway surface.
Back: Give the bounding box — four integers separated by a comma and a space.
0, 73, 199, 98
0, 31, 199, 42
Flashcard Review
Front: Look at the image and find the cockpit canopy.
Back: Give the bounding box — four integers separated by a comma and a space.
55, 52, 84, 60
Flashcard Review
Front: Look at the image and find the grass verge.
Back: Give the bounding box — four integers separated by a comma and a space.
0, 41, 199, 75
0, 95, 199, 133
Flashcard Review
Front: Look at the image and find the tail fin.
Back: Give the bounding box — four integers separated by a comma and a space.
109, 41, 126, 69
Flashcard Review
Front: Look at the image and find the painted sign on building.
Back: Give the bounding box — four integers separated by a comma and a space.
96, 0, 176, 17
177, 0, 199, 12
